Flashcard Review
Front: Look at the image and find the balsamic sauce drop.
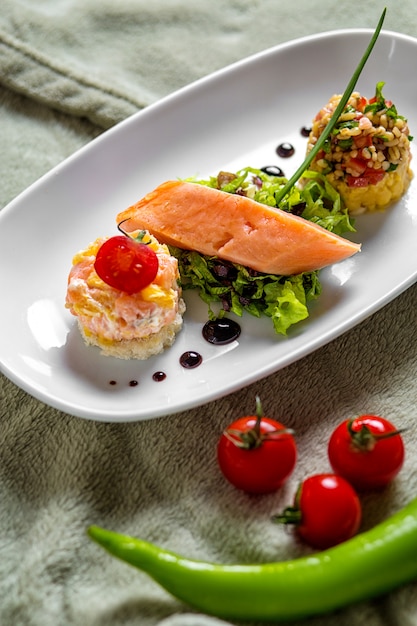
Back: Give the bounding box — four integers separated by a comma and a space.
202, 319, 241, 345
152, 371, 167, 382
180, 351, 203, 369
301, 126, 312, 137
276, 142, 295, 158
260, 165, 285, 178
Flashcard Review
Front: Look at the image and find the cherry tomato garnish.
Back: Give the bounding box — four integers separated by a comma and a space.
353, 133, 374, 149
345, 156, 368, 176
273, 473, 362, 549
346, 169, 385, 187
328, 415, 405, 490
94, 235, 158, 293
217, 397, 297, 494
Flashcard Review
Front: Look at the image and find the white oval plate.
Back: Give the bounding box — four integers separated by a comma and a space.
1, 29, 417, 422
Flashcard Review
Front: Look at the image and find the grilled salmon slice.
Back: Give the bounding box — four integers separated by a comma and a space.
117, 180, 360, 275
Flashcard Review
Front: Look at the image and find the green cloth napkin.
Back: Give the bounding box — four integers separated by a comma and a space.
1, 2, 417, 625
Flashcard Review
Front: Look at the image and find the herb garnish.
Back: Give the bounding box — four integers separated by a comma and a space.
171, 9, 386, 335
274, 8, 386, 205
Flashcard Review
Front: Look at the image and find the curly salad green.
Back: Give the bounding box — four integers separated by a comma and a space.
169, 167, 355, 335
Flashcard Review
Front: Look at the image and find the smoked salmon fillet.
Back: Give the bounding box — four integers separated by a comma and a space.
117, 180, 361, 275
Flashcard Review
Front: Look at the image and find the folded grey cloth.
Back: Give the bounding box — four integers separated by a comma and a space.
1, 1, 417, 625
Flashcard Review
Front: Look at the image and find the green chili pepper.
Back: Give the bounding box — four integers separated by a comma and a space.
88, 497, 417, 622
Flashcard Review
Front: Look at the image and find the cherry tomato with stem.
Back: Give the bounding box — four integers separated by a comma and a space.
273, 473, 362, 549
217, 396, 297, 494
328, 414, 405, 490
94, 233, 158, 294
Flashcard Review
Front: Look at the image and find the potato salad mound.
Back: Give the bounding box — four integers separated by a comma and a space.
65, 232, 185, 359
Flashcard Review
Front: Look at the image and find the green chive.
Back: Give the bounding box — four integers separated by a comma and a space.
275, 8, 386, 206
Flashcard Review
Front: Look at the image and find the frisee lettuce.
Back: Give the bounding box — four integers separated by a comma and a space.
169, 167, 355, 335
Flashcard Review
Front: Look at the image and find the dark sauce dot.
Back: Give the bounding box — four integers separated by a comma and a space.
276, 142, 295, 158
129, 380, 139, 387
180, 351, 203, 369
202, 319, 241, 345
301, 126, 312, 137
260, 165, 285, 178
109, 380, 117, 386
152, 371, 166, 382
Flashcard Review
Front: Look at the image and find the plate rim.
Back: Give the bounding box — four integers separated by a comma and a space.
1, 27, 417, 421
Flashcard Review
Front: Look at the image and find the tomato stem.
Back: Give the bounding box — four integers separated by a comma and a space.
222, 395, 294, 450
347, 419, 406, 452
253, 395, 263, 439
271, 505, 302, 527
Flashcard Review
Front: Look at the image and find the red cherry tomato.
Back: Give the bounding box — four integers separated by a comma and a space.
273, 474, 361, 549
94, 235, 158, 293
217, 397, 297, 494
345, 157, 367, 177
328, 415, 405, 490
346, 168, 385, 187
353, 133, 373, 149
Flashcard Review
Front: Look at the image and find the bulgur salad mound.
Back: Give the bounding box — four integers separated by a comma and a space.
305, 82, 413, 215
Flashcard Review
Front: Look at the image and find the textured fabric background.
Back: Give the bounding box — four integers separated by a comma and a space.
1, 2, 417, 625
